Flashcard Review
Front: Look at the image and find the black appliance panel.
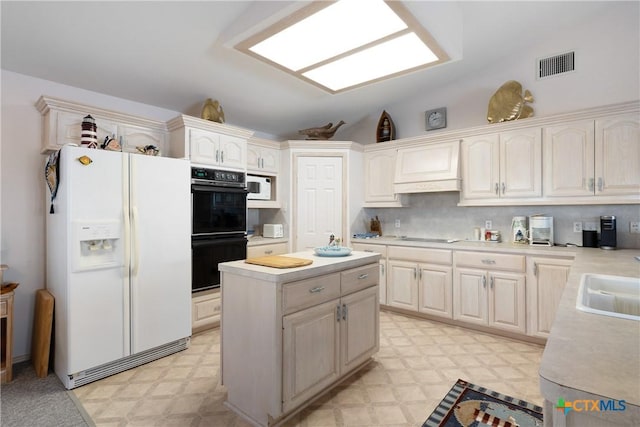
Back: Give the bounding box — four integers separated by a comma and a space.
192, 235, 247, 292
192, 185, 247, 235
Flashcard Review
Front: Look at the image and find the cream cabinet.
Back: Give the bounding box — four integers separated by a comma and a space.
363, 147, 406, 207
192, 289, 221, 333
543, 114, 640, 199
526, 257, 572, 338
167, 115, 253, 170
351, 243, 387, 304
460, 128, 542, 203
189, 129, 246, 168
453, 251, 526, 334
387, 246, 453, 318
36, 96, 168, 154
246, 241, 288, 258
221, 256, 379, 426
247, 140, 280, 173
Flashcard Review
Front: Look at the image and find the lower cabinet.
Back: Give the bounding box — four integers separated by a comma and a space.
282, 285, 378, 412
387, 246, 453, 318
192, 289, 221, 333
453, 252, 526, 334
246, 241, 288, 258
526, 257, 572, 338
351, 243, 388, 304
221, 260, 379, 426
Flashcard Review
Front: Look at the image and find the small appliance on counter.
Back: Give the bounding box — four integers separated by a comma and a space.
511, 216, 528, 243
582, 230, 598, 248
529, 215, 554, 246
263, 223, 284, 238
599, 215, 617, 250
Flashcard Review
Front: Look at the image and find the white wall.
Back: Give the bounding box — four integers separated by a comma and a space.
0, 70, 181, 361
340, 2, 640, 143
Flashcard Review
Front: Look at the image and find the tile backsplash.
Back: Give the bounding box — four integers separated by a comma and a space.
358, 192, 640, 249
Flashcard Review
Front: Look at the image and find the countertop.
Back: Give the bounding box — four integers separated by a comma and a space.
354, 236, 640, 416
219, 250, 380, 284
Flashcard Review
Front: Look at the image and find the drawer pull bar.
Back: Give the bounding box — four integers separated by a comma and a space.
358, 273, 369, 280
309, 286, 325, 293
481, 259, 496, 264
364, 249, 373, 252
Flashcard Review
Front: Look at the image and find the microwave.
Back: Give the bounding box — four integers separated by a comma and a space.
247, 175, 271, 200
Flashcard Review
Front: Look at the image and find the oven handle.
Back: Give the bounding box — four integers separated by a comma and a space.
191, 184, 248, 194
192, 237, 248, 248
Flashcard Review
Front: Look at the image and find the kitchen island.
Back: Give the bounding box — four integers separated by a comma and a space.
219, 250, 380, 427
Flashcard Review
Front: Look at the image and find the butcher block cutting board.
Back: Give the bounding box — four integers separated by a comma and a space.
245, 255, 313, 269
32, 289, 54, 378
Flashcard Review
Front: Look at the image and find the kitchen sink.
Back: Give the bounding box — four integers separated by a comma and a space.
576, 273, 640, 321
397, 237, 459, 243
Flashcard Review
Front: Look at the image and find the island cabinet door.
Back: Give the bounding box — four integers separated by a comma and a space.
282, 298, 340, 413
340, 286, 380, 374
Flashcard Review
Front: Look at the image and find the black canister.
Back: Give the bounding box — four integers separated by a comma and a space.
582, 230, 598, 248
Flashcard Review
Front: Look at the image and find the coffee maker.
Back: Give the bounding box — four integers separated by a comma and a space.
599, 216, 617, 250
529, 215, 554, 246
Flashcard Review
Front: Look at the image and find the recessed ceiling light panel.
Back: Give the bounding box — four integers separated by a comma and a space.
237, 0, 449, 93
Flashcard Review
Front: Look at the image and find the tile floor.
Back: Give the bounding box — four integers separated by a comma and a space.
73, 311, 544, 426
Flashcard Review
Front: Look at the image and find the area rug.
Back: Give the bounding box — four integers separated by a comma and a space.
423, 379, 543, 427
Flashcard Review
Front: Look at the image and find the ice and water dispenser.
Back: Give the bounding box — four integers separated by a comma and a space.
75, 222, 121, 270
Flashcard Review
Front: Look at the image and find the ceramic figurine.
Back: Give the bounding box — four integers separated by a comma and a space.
101, 135, 122, 151
81, 114, 98, 148
201, 98, 225, 123
136, 145, 160, 156
298, 120, 346, 140
487, 80, 534, 123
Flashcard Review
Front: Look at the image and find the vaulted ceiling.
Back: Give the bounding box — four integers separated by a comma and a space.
1, 1, 613, 139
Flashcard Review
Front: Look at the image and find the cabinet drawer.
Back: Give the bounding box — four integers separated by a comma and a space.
247, 242, 288, 258
351, 243, 387, 257
283, 273, 341, 315
388, 246, 452, 265
341, 264, 379, 296
454, 251, 525, 272
0, 300, 6, 317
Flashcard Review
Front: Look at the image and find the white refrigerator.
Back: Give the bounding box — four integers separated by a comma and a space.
46, 145, 191, 389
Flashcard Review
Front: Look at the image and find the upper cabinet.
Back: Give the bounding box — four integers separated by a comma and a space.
167, 115, 254, 171
36, 96, 168, 155
460, 127, 541, 203
543, 113, 640, 201
363, 146, 406, 207
247, 137, 280, 174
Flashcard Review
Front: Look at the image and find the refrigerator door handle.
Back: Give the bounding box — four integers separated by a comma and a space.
131, 206, 140, 277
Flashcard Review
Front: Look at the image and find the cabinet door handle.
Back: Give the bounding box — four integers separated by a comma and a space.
364, 249, 373, 252
414, 268, 417, 279
588, 178, 595, 192
419, 269, 422, 280
216, 149, 219, 162
481, 259, 496, 265
533, 263, 538, 276
494, 183, 499, 195
337, 305, 341, 321
342, 304, 347, 321
490, 276, 494, 289
380, 264, 384, 275
265, 250, 273, 255
358, 273, 369, 280
221, 151, 224, 163
501, 182, 506, 194
597, 177, 603, 192
309, 286, 325, 293
482, 276, 487, 288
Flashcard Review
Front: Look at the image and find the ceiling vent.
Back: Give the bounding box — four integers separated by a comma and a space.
537, 51, 575, 79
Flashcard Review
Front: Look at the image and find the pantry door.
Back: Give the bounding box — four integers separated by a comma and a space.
295, 156, 343, 251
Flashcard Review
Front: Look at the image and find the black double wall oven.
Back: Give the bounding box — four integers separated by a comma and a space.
191, 167, 247, 293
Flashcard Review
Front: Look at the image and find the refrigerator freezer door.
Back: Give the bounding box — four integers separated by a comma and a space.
128, 154, 191, 354
64, 146, 128, 373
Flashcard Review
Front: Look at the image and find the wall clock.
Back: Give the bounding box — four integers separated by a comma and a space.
425, 107, 447, 131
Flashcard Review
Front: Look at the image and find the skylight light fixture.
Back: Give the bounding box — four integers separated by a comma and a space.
236, 0, 449, 93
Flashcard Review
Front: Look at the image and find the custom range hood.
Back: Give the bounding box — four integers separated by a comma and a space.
393, 140, 461, 193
